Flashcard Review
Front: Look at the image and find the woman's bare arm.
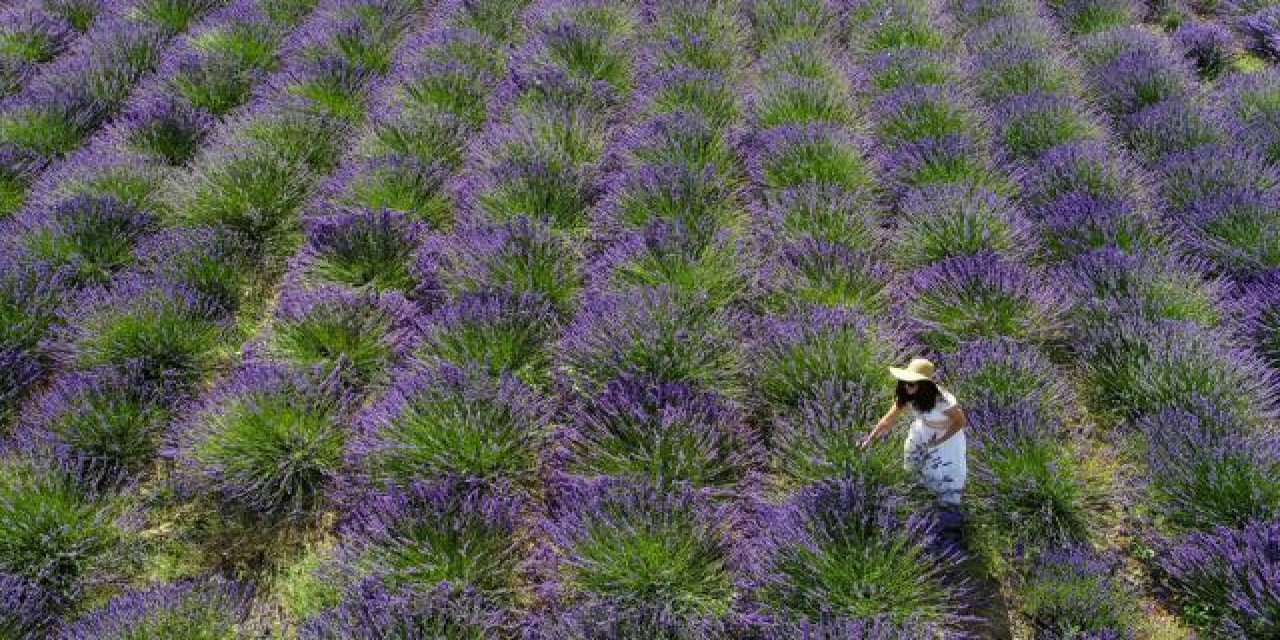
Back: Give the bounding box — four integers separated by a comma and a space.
859, 403, 902, 448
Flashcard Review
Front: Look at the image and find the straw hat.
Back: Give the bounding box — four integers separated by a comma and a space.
889, 358, 935, 382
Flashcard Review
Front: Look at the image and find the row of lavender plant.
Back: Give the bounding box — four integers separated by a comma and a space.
803, 0, 1138, 635
0, 0, 110, 99
0, 0, 434, 634
0, 0, 324, 436
0, 0, 239, 218
945, 0, 1280, 633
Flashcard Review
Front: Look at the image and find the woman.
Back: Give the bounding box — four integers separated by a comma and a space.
858, 357, 968, 506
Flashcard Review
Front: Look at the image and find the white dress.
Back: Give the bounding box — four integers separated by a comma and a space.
902, 388, 966, 505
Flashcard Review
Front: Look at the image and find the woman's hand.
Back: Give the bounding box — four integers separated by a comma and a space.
858, 421, 889, 449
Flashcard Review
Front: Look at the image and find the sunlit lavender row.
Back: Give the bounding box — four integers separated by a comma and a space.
1, 0, 1278, 637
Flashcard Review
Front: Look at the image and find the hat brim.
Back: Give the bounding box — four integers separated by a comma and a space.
889, 367, 931, 382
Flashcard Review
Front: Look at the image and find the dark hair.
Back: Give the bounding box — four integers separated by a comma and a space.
896, 379, 940, 413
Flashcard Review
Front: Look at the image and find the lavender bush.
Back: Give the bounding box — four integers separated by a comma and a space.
57, 577, 252, 639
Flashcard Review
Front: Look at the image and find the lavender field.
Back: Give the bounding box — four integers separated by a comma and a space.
1, 0, 1278, 636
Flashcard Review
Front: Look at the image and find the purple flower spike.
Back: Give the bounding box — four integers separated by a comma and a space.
749, 306, 909, 412
1160, 143, 1279, 212
1021, 140, 1147, 206
538, 480, 743, 617
1139, 402, 1280, 531
1034, 192, 1161, 258
899, 252, 1065, 351
761, 239, 893, 314
1154, 518, 1280, 637
57, 577, 252, 640
47, 275, 228, 385
255, 285, 419, 392
300, 578, 509, 640
169, 362, 353, 518
290, 208, 425, 294
587, 222, 756, 310
336, 479, 524, 597
522, 600, 736, 639
753, 183, 882, 250
15, 364, 176, 485
347, 361, 551, 492
942, 337, 1073, 412
1057, 247, 1227, 327
555, 286, 745, 397
1245, 6, 1280, 61
552, 376, 761, 495
893, 184, 1033, 268
0, 572, 53, 638
748, 476, 968, 628
1021, 546, 1139, 637
759, 616, 945, 639
415, 217, 584, 315
1240, 269, 1280, 368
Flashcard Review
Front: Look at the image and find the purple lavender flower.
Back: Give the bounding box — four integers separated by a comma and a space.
1244, 6, 1280, 61
1218, 68, 1280, 164
1055, 247, 1226, 328
1020, 546, 1139, 637
128, 225, 249, 315
335, 479, 524, 598
1074, 315, 1279, 424
748, 476, 968, 627
1086, 39, 1194, 116
611, 111, 737, 178
47, 275, 228, 386
522, 600, 736, 639
324, 154, 456, 227
556, 286, 745, 397
415, 217, 584, 315
347, 361, 551, 492
892, 184, 1032, 268
15, 365, 175, 485
538, 480, 742, 616
760, 238, 893, 314
0, 452, 126, 602
551, 376, 760, 494
745, 123, 871, 191
758, 616, 945, 639
1240, 269, 1280, 368
1178, 187, 1280, 276
1160, 143, 1278, 213
941, 337, 1073, 412
752, 183, 882, 250
1034, 192, 1161, 259
1154, 518, 1280, 636
771, 382, 915, 490
1173, 21, 1235, 79
630, 66, 739, 127
300, 577, 509, 640
415, 291, 557, 384
588, 223, 756, 310
989, 91, 1102, 161
1139, 402, 1280, 531
749, 307, 908, 412
0, 572, 53, 638
1020, 140, 1147, 206
290, 209, 425, 294
6, 194, 155, 286
57, 577, 252, 639
964, 399, 1103, 551
113, 89, 215, 165
1121, 99, 1225, 162
169, 362, 353, 518
899, 252, 1065, 352
256, 284, 418, 391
